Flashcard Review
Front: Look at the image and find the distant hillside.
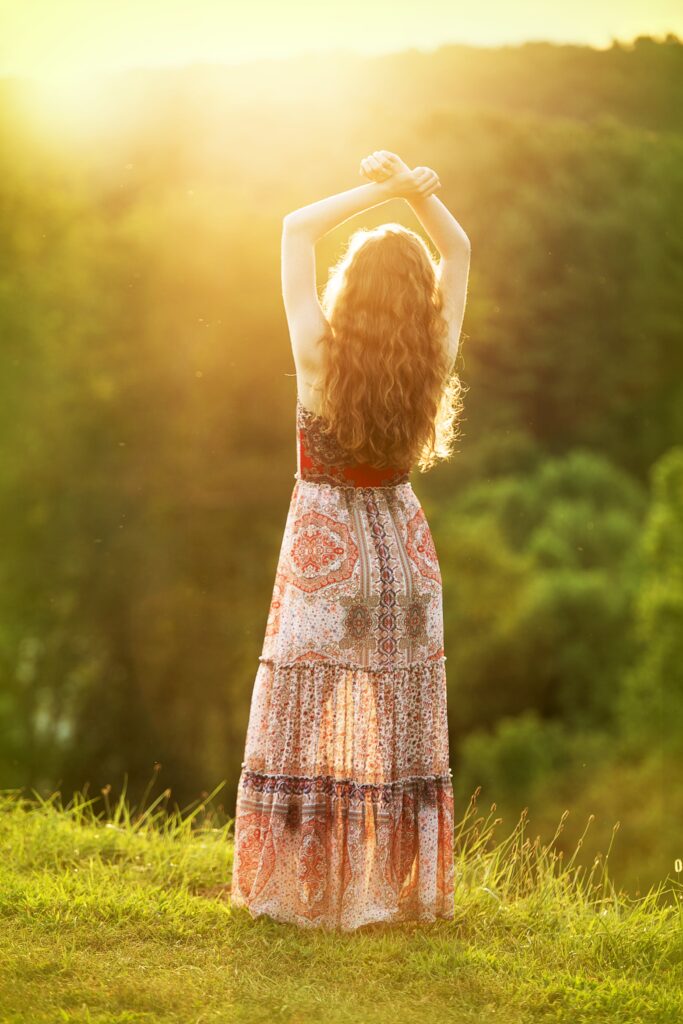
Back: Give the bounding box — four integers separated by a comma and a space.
0, 35, 681, 844
2, 35, 683, 153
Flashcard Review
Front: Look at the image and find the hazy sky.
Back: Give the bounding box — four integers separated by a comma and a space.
1, 0, 680, 79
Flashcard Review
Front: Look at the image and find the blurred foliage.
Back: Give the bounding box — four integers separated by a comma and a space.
436, 449, 646, 738
0, 37, 681, 891
618, 448, 683, 749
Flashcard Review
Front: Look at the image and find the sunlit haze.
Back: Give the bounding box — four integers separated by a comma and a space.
0, 0, 681, 82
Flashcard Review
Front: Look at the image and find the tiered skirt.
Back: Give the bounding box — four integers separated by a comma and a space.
230, 477, 455, 931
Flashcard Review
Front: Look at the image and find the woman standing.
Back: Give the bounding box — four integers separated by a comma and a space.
230, 150, 471, 931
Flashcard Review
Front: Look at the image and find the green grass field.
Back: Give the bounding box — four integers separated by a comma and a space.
1, 784, 681, 1024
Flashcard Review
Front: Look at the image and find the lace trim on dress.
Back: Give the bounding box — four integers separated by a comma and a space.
239, 768, 454, 805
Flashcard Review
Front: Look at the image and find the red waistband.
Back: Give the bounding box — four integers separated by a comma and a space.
298, 446, 410, 487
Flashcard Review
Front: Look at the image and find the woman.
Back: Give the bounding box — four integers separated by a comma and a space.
230, 150, 471, 931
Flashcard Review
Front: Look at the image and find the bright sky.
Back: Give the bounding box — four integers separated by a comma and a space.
0, 0, 680, 79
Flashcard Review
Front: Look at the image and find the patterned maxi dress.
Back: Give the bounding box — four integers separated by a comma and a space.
229, 397, 455, 931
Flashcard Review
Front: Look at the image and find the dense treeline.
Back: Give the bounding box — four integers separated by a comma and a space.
0, 37, 681, 890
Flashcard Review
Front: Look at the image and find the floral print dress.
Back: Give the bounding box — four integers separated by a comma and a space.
229, 397, 455, 931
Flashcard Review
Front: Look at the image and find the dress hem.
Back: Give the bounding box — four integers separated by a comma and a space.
229, 891, 455, 934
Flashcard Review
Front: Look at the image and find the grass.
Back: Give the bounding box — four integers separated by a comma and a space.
0, 777, 681, 1024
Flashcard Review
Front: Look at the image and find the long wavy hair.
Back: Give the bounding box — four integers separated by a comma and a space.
315, 223, 466, 473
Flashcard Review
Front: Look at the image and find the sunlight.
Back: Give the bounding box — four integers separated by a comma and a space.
1, 0, 682, 81
18, 71, 117, 136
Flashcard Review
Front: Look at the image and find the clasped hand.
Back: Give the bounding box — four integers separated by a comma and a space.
359, 150, 441, 199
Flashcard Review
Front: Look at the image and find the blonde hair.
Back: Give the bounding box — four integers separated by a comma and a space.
315, 223, 466, 472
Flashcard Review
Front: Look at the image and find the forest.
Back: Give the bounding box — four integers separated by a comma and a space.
0, 34, 681, 894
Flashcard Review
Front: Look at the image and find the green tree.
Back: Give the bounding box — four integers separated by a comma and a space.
618, 447, 683, 752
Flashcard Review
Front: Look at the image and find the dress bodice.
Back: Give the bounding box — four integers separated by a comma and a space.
295, 398, 411, 488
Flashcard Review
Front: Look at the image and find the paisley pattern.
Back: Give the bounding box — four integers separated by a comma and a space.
230, 397, 455, 931
287, 510, 358, 593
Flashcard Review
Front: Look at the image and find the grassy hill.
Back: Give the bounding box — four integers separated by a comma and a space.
1, 786, 681, 1024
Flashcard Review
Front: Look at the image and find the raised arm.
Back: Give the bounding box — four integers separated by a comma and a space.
281, 183, 393, 383
360, 151, 470, 257
283, 181, 394, 241
360, 150, 471, 368
405, 194, 471, 259
412, 192, 470, 368
282, 170, 441, 382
